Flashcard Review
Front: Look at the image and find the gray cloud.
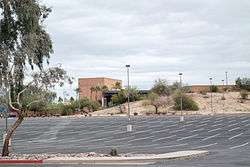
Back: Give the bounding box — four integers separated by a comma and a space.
42, 0, 250, 97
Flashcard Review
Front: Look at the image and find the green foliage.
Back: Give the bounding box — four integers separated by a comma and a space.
240, 90, 248, 100
113, 82, 122, 90
22, 86, 56, 113
111, 87, 140, 105
236, 77, 250, 91
173, 91, 199, 111
151, 79, 171, 96
209, 85, 218, 92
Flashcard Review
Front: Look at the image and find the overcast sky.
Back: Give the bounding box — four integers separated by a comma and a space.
42, 0, 250, 97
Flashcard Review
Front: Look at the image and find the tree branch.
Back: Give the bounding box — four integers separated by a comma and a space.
26, 98, 45, 108
17, 81, 34, 107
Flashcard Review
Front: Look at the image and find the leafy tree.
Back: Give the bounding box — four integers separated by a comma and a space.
22, 86, 56, 113
151, 79, 171, 96
236, 77, 250, 91
145, 92, 169, 114
0, 1, 71, 156
90, 86, 95, 100
113, 81, 122, 90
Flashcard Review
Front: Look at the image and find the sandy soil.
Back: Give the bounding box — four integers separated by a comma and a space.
92, 92, 250, 116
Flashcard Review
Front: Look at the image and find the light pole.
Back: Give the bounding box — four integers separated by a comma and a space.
222, 79, 225, 99
222, 79, 225, 114
126, 65, 132, 132
179, 73, 184, 122
225, 71, 228, 89
209, 78, 214, 115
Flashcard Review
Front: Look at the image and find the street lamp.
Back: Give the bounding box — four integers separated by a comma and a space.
179, 73, 184, 122
222, 79, 225, 114
209, 78, 214, 115
222, 79, 225, 99
126, 65, 132, 132
225, 71, 228, 88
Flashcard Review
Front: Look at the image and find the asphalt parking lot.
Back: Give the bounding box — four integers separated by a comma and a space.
0, 114, 249, 167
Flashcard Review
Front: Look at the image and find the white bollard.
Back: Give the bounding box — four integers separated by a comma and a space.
3, 133, 11, 147
180, 116, 184, 122
127, 124, 132, 132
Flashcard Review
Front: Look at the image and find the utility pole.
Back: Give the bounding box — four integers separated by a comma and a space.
179, 73, 184, 122
126, 65, 132, 132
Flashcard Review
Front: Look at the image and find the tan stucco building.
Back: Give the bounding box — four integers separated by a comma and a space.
78, 77, 122, 102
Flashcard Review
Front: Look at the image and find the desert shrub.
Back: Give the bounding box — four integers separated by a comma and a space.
209, 85, 218, 92
236, 77, 250, 91
240, 90, 248, 99
173, 91, 199, 111
110, 148, 118, 156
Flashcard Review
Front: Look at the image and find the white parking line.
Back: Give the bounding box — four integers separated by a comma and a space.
229, 133, 243, 140
152, 135, 176, 142
200, 120, 210, 124
228, 127, 240, 132
214, 120, 223, 123
208, 128, 221, 133
191, 128, 204, 132
132, 129, 152, 135
228, 123, 238, 127
150, 129, 168, 134
182, 124, 193, 128
193, 143, 218, 149
169, 128, 186, 134
228, 120, 236, 123
128, 136, 154, 142
196, 123, 207, 128
202, 133, 220, 141
241, 120, 248, 123
244, 123, 250, 127
160, 143, 188, 148
230, 142, 249, 149
211, 123, 222, 127
177, 134, 198, 141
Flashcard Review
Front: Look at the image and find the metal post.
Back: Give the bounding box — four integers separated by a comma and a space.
225, 71, 228, 88
179, 73, 184, 122
126, 65, 132, 132
222, 79, 225, 114
209, 78, 214, 115
222, 79, 225, 99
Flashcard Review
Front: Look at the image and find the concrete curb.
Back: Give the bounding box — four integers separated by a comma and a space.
0, 150, 208, 164
43, 150, 208, 165
0, 159, 43, 164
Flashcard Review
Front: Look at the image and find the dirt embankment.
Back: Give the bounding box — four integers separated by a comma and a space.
92, 92, 250, 116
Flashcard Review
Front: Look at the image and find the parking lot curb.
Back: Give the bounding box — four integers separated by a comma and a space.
43, 150, 208, 165
0, 159, 43, 164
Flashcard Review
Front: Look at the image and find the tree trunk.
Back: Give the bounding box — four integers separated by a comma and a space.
155, 106, 158, 114
2, 116, 24, 156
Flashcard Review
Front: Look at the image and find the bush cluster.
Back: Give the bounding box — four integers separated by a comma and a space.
173, 91, 199, 111
209, 85, 218, 92
240, 90, 248, 100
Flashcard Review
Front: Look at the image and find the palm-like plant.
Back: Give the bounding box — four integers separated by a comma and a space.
94, 86, 101, 101
90, 87, 95, 100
